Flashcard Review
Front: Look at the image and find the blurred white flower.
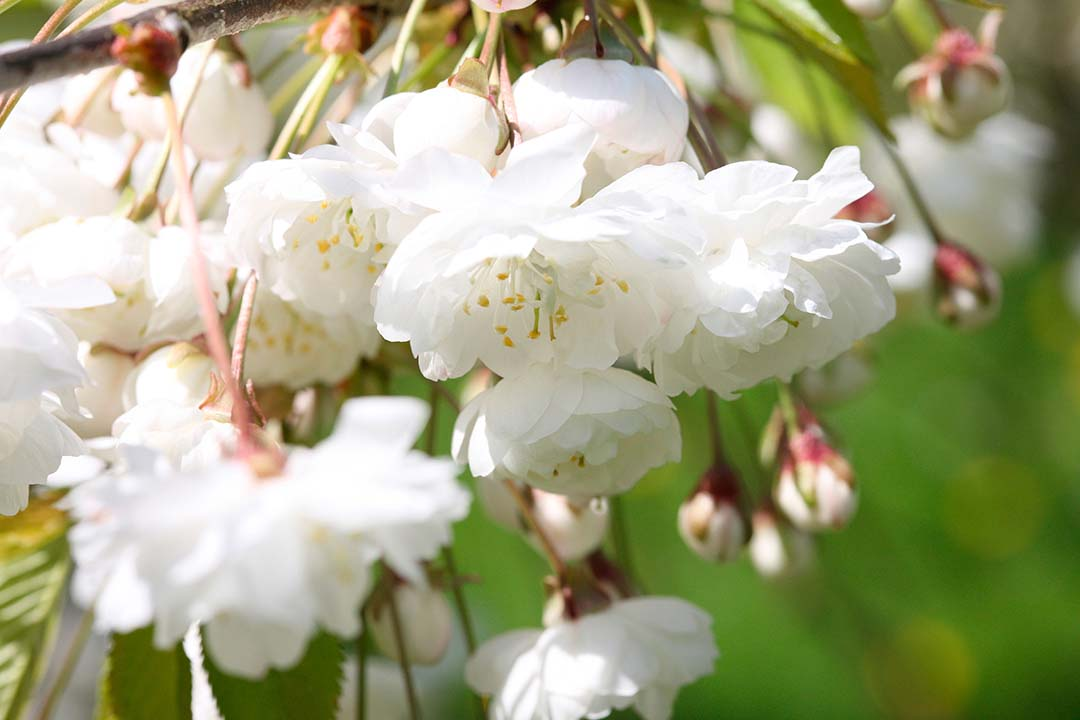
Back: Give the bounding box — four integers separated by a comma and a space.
64, 343, 136, 439
0, 117, 119, 248
640, 148, 899, 398
453, 364, 680, 498
748, 509, 813, 579
473, 0, 537, 12
8, 218, 228, 350
242, 288, 379, 389
0, 278, 111, 513
113, 44, 273, 161
465, 596, 717, 720
476, 477, 609, 561
67, 396, 469, 678
869, 114, 1051, 275
59, 67, 124, 137
514, 58, 689, 196
367, 581, 453, 666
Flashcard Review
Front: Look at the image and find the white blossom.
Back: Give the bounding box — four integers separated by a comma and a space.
391, 85, 505, 171
376, 126, 687, 381
0, 278, 111, 513
454, 364, 680, 498
67, 396, 469, 678
465, 597, 718, 720
64, 343, 136, 439
7, 218, 228, 350
113, 44, 273, 161
637, 148, 900, 398
242, 288, 379, 389
514, 59, 689, 196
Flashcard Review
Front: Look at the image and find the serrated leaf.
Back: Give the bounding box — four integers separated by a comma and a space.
104, 627, 193, 720
200, 629, 344, 720
0, 493, 70, 720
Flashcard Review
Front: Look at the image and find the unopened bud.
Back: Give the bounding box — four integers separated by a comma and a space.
122, 343, 214, 410
367, 582, 453, 666
748, 509, 813, 580
109, 20, 183, 96
836, 189, 895, 243
306, 7, 374, 56
774, 408, 857, 531
678, 465, 747, 562
67, 344, 136, 439
843, 0, 894, 20
897, 16, 1010, 138
933, 242, 1002, 329
476, 477, 607, 562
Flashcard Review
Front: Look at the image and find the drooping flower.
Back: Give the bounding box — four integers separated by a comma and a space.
112, 43, 273, 160
375, 126, 689, 381
897, 16, 1010, 139
67, 396, 469, 678
514, 58, 689, 196
637, 147, 900, 398
475, 476, 609, 561
453, 364, 681, 498
465, 596, 718, 720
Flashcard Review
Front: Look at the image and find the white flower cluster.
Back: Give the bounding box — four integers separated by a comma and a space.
0, 25, 902, 717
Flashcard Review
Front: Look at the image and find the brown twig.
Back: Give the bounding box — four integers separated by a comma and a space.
0, 0, 418, 94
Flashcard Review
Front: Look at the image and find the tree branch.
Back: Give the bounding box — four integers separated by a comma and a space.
0, 0, 413, 93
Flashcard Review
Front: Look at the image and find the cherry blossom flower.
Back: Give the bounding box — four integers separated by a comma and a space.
66, 396, 469, 677
465, 597, 718, 720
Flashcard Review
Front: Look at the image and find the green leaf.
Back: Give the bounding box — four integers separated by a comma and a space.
0, 493, 70, 720
200, 629, 344, 720
102, 627, 193, 720
752, 0, 876, 67
740, 0, 892, 137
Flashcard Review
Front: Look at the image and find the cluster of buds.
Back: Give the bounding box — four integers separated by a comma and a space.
677, 463, 748, 563
897, 13, 1010, 138
932, 241, 1002, 330
764, 401, 858, 532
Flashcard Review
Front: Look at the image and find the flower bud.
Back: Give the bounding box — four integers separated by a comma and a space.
843, 0, 894, 20
392, 83, 505, 170
836, 189, 895, 243
773, 408, 857, 531
748, 509, 813, 580
122, 342, 214, 410
475, 477, 608, 562
367, 581, 453, 666
109, 21, 182, 96
897, 17, 1010, 138
932, 242, 1002, 330
677, 465, 747, 562
67, 343, 136, 438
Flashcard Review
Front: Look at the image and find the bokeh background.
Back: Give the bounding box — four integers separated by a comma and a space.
5, 0, 1080, 718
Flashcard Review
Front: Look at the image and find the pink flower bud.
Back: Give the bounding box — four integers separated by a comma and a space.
843, 0, 895, 20
836, 189, 895, 243
677, 465, 747, 562
773, 408, 857, 531
933, 242, 1002, 329
897, 17, 1010, 138
367, 581, 453, 666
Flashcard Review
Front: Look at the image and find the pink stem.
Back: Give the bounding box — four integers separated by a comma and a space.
161, 90, 253, 451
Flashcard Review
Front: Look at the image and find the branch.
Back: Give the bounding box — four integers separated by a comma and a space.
0, 0, 413, 93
